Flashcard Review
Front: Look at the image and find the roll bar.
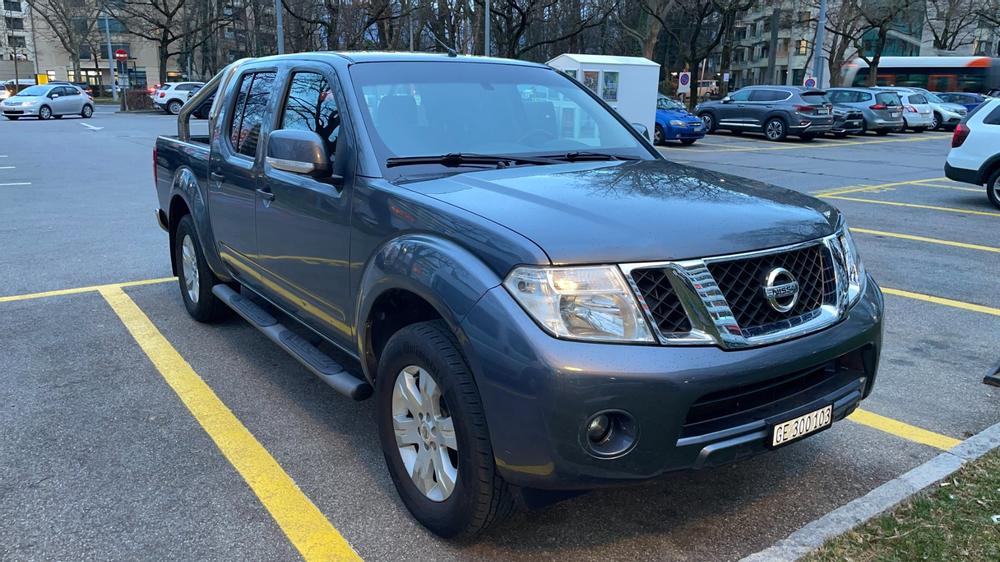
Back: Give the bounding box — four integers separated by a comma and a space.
177, 58, 253, 142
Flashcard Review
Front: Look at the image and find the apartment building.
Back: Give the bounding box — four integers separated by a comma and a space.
0, 0, 37, 82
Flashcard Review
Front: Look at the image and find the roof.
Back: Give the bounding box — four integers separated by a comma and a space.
247, 51, 545, 67
547, 54, 659, 67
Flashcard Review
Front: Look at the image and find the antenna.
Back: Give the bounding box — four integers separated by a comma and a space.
427, 29, 459, 57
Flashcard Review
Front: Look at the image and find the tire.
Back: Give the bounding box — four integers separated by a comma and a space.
987, 168, 1000, 210
764, 117, 787, 141
876, 129, 890, 136
698, 112, 716, 133
931, 112, 941, 130
653, 124, 664, 145
680, 138, 697, 145
38, 105, 52, 120
376, 320, 515, 538
4, 116, 18, 120
173, 214, 228, 322
81, 105, 93, 119
167, 100, 183, 115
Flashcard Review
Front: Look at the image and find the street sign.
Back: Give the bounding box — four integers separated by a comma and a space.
803, 75, 817, 88
114, 49, 128, 62
678, 72, 691, 95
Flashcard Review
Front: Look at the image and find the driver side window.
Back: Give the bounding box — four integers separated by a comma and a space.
279, 71, 341, 155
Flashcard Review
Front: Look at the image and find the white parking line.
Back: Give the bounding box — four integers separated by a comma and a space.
0, 182, 30, 186
0, 166, 14, 169
79, 122, 103, 131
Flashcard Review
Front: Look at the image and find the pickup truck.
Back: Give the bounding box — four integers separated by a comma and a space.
153, 52, 884, 538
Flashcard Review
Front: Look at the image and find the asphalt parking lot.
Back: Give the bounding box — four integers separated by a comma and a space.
1, 110, 997, 561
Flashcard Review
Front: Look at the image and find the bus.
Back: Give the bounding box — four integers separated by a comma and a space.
841, 56, 1000, 93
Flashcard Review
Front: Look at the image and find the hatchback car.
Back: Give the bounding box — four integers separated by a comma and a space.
873, 88, 932, 132
945, 98, 1000, 209
654, 95, 704, 145
0, 84, 94, 120
938, 92, 987, 112
695, 85, 833, 141
825, 88, 904, 135
151, 82, 205, 115
903, 88, 967, 130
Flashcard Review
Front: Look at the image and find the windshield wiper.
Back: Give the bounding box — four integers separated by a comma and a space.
385, 153, 556, 169
537, 151, 639, 162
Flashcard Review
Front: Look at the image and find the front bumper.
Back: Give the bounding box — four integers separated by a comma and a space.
831, 117, 864, 134
460, 277, 884, 490
664, 125, 706, 140
1, 105, 38, 116
903, 113, 933, 127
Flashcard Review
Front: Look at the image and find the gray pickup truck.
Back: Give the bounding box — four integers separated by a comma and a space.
153, 52, 884, 537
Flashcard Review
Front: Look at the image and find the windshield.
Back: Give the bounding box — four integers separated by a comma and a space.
14, 86, 50, 97
922, 91, 944, 103
349, 62, 651, 175
657, 97, 685, 111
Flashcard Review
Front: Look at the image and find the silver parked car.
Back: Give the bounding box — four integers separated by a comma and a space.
0, 84, 94, 121
825, 87, 904, 135
873, 87, 933, 132
907, 88, 967, 130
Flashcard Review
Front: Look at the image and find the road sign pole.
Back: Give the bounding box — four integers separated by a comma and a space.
274, 0, 285, 54
813, 0, 827, 87
105, 14, 117, 101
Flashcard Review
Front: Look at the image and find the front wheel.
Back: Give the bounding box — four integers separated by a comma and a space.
699, 112, 716, 133
653, 124, 664, 145
173, 214, 228, 322
81, 105, 93, 119
377, 320, 515, 538
931, 113, 941, 130
167, 100, 183, 115
37, 105, 52, 120
764, 118, 787, 141
987, 169, 1000, 210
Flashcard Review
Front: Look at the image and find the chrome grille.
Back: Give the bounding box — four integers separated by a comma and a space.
629, 268, 692, 334
706, 244, 834, 333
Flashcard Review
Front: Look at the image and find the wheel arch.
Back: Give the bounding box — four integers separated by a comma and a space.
977, 154, 1000, 185
355, 234, 505, 384
165, 167, 229, 281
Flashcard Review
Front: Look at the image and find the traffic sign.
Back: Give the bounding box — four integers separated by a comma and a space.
678, 72, 691, 95
114, 49, 128, 62
803, 75, 817, 88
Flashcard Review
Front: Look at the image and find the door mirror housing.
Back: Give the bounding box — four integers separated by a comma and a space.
49, 93, 59, 99
630, 122, 649, 140
721, 96, 732, 103
266, 129, 331, 178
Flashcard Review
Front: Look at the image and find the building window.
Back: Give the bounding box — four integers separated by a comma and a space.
797, 40, 809, 55
7, 35, 26, 48
5, 17, 24, 30
3, 1, 21, 11
98, 16, 127, 33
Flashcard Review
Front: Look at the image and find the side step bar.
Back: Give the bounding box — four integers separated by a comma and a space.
212, 284, 373, 401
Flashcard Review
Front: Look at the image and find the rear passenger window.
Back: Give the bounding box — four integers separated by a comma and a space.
280, 72, 341, 152
909, 94, 927, 104
229, 72, 276, 158
985, 106, 1000, 125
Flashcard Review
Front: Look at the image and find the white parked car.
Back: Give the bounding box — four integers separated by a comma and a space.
0, 84, 94, 120
151, 82, 204, 115
945, 98, 1000, 209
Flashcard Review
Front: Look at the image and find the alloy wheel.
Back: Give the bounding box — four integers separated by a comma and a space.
701, 114, 713, 131
391, 365, 458, 502
765, 120, 784, 140
39, 106, 51, 120
181, 234, 200, 304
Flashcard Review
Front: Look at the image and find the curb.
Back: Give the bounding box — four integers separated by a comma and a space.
740, 419, 1000, 562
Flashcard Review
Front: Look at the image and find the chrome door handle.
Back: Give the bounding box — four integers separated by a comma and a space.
210, 172, 224, 182
256, 188, 275, 202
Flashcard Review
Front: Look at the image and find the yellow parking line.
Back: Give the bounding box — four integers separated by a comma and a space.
882, 287, 1000, 317
822, 195, 1000, 217
99, 286, 361, 562
848, 409, 962, 451
0, 277, 176, 304
910, 182, 983, 193
851, 228, 1000, 253
711, 135, 945, 153
812, 177, 948, 198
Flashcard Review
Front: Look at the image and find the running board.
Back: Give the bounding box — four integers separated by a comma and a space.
212, 284, 373, 401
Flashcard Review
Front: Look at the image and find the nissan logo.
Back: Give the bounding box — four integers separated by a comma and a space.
763, 267, 799, 313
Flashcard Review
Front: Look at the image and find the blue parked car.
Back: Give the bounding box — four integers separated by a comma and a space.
654, 95, 705, 145
937, 92, 987, 112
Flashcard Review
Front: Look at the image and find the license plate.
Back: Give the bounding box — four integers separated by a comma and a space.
890, 112, 900, 117
770, 405, 832, 447
817, 108, 829, 115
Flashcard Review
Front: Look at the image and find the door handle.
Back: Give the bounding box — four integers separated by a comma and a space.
210, 172, 224, 182
256, 188, 275, 202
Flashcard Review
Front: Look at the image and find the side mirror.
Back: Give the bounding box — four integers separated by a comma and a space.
266, 129, 332, 178
49, 93, 59, 99
721, 96, 732, 103
631, 122, 650, 140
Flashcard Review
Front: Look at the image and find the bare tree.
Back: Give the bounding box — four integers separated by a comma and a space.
924, 0, 980, 52
824, 0, 917, 87
26, 0, 100, 79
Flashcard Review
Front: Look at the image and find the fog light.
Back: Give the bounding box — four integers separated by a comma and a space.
581, 410, 638, 459
587, 414, 611, 443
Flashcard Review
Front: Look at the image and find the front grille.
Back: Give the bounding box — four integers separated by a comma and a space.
707, 244, 834, 334
630, 268, 692, 334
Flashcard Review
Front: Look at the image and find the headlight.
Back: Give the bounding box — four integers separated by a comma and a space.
838, 226, 865, 306
669, 119, 686, 127
503, 265, 654, 343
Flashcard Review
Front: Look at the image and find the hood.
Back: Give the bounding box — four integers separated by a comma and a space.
657, 108, 700, 121
938, 102, 967, 113
404, 160, 840, 264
